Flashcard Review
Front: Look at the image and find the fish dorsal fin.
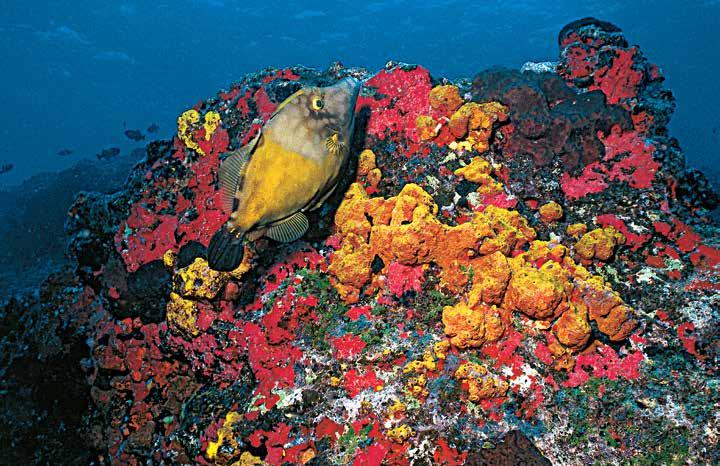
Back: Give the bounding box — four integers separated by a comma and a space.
269, 89, 305, 119
219, 133, 260, 213
266, 212, 309, 243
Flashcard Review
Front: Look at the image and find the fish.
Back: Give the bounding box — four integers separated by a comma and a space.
96, 147, 121, 160
147, 123, 160, 133
57, 148, 74, 156
0, 163, 13, 175
124, 129, 145, 141
207, 76, 362, 271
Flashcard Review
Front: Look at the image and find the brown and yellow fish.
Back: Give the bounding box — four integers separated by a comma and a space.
207, 77, 362, 271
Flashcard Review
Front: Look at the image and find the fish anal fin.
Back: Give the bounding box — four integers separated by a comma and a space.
266, 212, 309, 243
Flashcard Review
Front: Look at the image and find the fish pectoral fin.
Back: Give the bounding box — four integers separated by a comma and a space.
325, 133, 345, 156
265, 212, 309, 243
218, 134, 259, 213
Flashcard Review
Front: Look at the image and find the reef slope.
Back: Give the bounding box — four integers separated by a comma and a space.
1, 18, 718, 465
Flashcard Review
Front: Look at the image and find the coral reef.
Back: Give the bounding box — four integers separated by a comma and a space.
2, 18, 719, 466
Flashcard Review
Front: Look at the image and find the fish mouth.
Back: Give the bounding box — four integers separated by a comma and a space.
328, 77, 362, 131
336, 76, 362, 101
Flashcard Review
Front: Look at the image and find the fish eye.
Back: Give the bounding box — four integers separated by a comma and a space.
311, 96, 324, 111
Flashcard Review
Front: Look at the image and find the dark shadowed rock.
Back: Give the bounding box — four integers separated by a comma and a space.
466, 431, 552, 466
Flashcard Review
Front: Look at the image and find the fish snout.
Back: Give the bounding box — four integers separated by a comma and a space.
326, 77, 362, 130
336, 76, 362, 98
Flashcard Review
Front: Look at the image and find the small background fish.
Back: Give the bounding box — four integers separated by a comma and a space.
124, 129, 145, 141
96, 147, 121, 160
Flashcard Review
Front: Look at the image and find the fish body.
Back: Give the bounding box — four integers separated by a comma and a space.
0, 163, 13, 175
207, 77, 362, 271
57, 148, 74, 156
231, 125, 348, 232
147, 123, 160, 133
124, 129, 145, 141
97, 147, 121, 160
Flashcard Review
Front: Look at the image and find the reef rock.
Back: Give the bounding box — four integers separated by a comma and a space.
1, 18, 719, 466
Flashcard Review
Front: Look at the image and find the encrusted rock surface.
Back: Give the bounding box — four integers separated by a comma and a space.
1, 18, 718, 465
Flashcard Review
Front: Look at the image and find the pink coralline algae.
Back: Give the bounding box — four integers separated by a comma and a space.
384, 262, 426, 297
561, 126, 660, 199
357, 66, 433, 144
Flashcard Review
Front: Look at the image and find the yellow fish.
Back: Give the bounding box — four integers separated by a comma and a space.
207, 77, 362, 271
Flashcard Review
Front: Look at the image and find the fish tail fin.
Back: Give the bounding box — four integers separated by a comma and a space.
207, 225, 246, 272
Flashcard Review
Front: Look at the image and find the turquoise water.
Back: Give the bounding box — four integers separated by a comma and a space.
1, 0, 719, 189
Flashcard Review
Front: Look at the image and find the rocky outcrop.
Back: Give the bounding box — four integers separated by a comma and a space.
1, 18, 718, 466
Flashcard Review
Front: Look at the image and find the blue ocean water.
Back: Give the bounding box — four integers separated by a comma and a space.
1, 0, 718, 190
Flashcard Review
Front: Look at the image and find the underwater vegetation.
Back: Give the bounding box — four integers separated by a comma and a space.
0, 18, 718, 465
